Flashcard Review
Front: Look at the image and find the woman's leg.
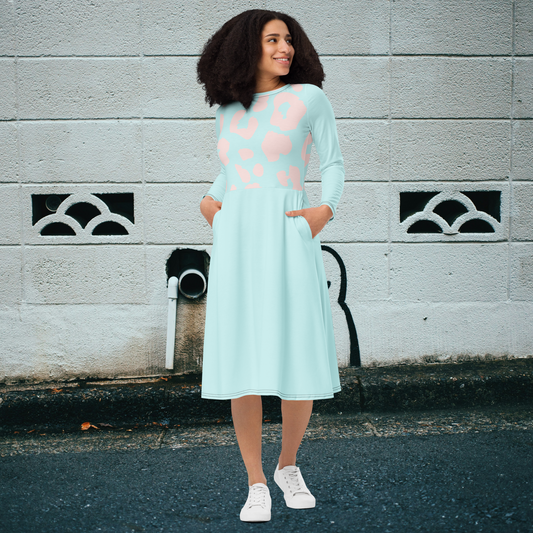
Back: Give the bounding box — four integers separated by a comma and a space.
277, 400, 313, 469
231, 395, 267, 486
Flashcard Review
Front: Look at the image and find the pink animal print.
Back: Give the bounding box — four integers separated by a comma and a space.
230, 110, 258, 139
253, 96, 269, 112
239, 149, 254, 160
292, 84, 303, 92
219, 114, 224, 133
301, 133, 312, 166
235, 164, 251, 183
245, 183, 261, 189
218, 138, 230, 166
262, 131, 292, 162
277, 166, 302, 190
253, 164, 264, 176
270, 93, 307, 131
230, 184, 237, 190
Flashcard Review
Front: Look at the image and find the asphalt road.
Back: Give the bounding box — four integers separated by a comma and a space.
1, 406, 532, 533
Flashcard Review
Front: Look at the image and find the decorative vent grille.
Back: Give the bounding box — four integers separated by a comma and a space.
400, 191, 501, 236
31, 193, 135, 238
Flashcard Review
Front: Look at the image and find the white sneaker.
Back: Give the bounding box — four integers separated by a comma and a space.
274, 463, 316, 509
239, 483, 271, 522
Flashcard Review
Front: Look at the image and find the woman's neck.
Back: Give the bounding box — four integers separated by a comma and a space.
255, 76, 285, 94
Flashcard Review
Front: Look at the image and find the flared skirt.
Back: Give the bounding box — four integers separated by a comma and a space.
201, 186, 341, 400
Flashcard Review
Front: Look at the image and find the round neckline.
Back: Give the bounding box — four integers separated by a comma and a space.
253, 84, 291, 98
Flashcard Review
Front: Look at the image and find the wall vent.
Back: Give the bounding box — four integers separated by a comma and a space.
32, 193, 134, 237
400, 191, 501, 236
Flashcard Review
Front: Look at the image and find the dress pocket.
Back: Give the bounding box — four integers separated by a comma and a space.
294, 215, 313, 241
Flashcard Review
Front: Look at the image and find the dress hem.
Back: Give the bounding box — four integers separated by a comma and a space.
200, 385, 341, 401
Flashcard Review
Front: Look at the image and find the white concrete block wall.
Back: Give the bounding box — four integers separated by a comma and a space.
0, 0, 531, 383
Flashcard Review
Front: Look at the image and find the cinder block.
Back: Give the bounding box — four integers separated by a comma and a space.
145, 118, 389, 184
0, 304, 167, 382
324, 243, 389, 365
513, 121, 533, 181
391, 0, 512, 55
19, 120, 143, 183
0, 247, 22, 305
391, 120, 510, 181
323, 243, 389, 302
0, 122, 18, 183
0, 0, 15, 56
511, 183, 533, 241
510, 244, 533, 301
16, 0, 141, 56
510, 303, 533, 356
261, 0, 390, 55
515, 0, 533, 55
322, 58, 389, 119
141, 0, 257, 56
514, 59, 533, 119
144, 182, 389, 245
144, 184, 214, 244
143, 119, 219, 183
307, 120, 389, 183
0, 60, 16, 120
349, 302, 512, 365
391, 58, 511, 118
22, 184, 143, 245
0, 308, 35, 382
390, 182, 508, 243
24, 245, 147, 304
0, 185, 21, 245
389, 243, 508, 302
305, 182, 389, 243
141, 0, 390, 56
18, 59, 141, 120
142, 57, 212, 119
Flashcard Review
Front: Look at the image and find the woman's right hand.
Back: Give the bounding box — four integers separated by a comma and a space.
200, 196, 222, 228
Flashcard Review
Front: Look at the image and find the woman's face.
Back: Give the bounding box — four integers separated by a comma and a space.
256, 19, 294, 81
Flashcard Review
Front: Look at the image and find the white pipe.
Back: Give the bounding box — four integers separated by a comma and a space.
165, 276, 179, 370
178, 268, 207, 299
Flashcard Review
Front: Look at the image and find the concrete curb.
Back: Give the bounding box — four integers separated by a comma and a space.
1, 359, 532, 434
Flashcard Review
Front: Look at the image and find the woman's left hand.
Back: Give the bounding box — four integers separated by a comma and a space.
285, 205, 333, 239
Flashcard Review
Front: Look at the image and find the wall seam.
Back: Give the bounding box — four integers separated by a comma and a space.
13, 0, 25, 307
10, 54, 533, 59
508, 0, 516, 354
508, 1, 516, 306
386, 0, 392, 301
139, 0, 149, 314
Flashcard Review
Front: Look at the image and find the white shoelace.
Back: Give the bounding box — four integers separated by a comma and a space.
282, 467, 310, 496
247, 485, 269, 508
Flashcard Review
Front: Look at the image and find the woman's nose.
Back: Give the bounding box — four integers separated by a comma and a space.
278, 40, 289, 54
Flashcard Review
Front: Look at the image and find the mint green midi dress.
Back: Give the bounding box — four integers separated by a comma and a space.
201, 83, 345, 400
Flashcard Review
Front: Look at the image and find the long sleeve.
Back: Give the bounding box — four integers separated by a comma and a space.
201, 107, 227, 203
306, 85, 345, 222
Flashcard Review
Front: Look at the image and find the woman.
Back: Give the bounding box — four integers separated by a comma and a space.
197, 9, 344, 522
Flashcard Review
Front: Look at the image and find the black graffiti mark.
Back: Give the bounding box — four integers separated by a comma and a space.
321, 244, 361, 367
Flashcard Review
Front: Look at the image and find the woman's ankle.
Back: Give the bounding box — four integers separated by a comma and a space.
248, 475, 268, 486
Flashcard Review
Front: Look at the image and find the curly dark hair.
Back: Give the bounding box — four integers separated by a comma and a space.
197, 9, 325, 110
